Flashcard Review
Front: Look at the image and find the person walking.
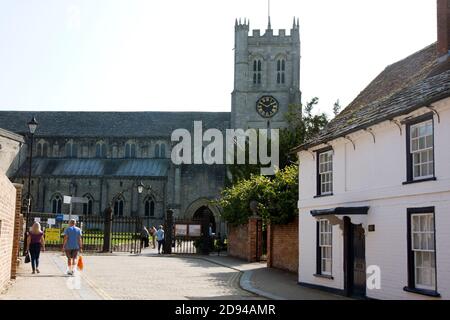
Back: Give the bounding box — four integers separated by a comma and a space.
140, 225, 150, 249
62, 219, 83, 276
26, 222, 45, 274
151, 226, 157, 249
155, 225, 165, 254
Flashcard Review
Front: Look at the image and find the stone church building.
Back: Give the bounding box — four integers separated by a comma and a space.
0, 18, 301, 231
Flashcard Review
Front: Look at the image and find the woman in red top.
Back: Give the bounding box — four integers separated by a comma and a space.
26, 222, 46, 274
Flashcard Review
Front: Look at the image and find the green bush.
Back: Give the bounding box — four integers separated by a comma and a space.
215, 165, 298, 226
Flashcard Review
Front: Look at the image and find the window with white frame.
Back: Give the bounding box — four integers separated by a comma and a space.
318, 150, 333, 195
410, 120, 434, 180
318, 219, 332, 275
411, 213, 436, 290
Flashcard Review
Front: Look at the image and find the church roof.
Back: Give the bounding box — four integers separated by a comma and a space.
295, 43, 450, 151
0, 111, 230, 138
15, 158, 170, 178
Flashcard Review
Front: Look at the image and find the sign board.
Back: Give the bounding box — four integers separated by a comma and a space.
188, 224, 201, 237
63, 196, 88, 204
47, 218, 56, 226
56, 214, 64, 222
34, 217, 41, 223
63, 214, 79, 221
70, 197, 89, 204
175, 224, 188, 236
45, 228, 61, 242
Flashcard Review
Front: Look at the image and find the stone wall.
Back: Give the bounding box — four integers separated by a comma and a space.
0, 128, 24, 177
0, 174, 17, 291
267, 218, 298, 273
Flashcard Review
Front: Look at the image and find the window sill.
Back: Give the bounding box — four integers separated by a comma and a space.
314, 193, 334, 199
314, 274, 334, 280
402, 177, 437, 185
403, 286, 441, 298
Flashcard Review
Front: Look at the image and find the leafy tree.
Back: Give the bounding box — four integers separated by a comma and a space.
333, 99, 341, 116
217, 97, 329, 225
280, 97, 328, 168
215, 165, 299, 225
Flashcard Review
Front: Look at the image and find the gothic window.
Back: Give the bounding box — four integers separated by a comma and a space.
42, 143, 48, 157
82, 194, 94, 215
65, 142, 78, 158
253, 59, 262, 85
154, 144, 160, 158
96, 142, 106, 158
144, 198, 155, 217
125, 143, 136, 158
53, 142, 59, 157
114, 197, 124, 216
277, 58, 286, 84
51, 194, 63, 214
36, 143, 42, 157
160, 144, 165, 158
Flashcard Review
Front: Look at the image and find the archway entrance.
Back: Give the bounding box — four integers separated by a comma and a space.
193, 206, 216, 234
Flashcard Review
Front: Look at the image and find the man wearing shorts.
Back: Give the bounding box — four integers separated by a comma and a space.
62, 219, 83, 275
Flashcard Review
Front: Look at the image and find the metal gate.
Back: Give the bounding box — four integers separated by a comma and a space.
26, 212, 142, 254
164, 210, 212, 255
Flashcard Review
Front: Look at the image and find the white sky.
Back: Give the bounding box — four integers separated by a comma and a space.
0, 0, 437, 116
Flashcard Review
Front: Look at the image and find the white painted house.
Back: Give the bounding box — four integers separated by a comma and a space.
295, 1, 450, 299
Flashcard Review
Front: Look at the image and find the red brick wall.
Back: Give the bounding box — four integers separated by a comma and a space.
227, 217, 263, 262
227, 223, 249, 260
267, 218, 299, 273
0, 175, 17, 291
11, 184, 23, 279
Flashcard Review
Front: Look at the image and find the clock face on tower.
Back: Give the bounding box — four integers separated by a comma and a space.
256, 96, 279, 118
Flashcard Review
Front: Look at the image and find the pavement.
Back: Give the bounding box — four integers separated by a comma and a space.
0, 248, 347, 300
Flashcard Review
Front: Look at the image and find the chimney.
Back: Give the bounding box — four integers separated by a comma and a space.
437, 0, 450, 57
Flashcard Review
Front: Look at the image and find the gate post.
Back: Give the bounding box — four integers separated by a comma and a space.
164, 209, 173, 254
103, 207, 113, 253
201, 208, 211, 255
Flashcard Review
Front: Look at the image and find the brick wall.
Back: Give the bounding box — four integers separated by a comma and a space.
0, 174, 17, 291
227, 223, 249, 260
227, 217, 263, 262
11, 184, 23, 279
267, 218, 299, 273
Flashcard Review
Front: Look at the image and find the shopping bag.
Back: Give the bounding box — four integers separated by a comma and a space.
77, 255, 84, 271
25, 253, 31, 264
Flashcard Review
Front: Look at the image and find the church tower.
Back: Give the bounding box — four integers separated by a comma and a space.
231, 17, 301, 130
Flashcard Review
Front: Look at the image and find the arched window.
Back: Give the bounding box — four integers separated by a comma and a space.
82, 194, 94, 215
42, 143, 48, 157
144, 198, 155, 217
65, 142, 77, 158
253, 59, 262, 85
160, 144, 165, 158
277, 58, 286, 84
125, 143, 136, 158
36, 143, 42, 157
114, 197, 124, 217
154, 144, 160, 158
96, 143, 106, 158
51, 194, 63, 214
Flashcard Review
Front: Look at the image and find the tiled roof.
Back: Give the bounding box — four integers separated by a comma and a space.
16, 158, 170, 177
0, 111, 230, 138
296, 44, 450, 151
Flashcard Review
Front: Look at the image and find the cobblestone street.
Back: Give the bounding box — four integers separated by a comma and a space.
0, 252, 261, 300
